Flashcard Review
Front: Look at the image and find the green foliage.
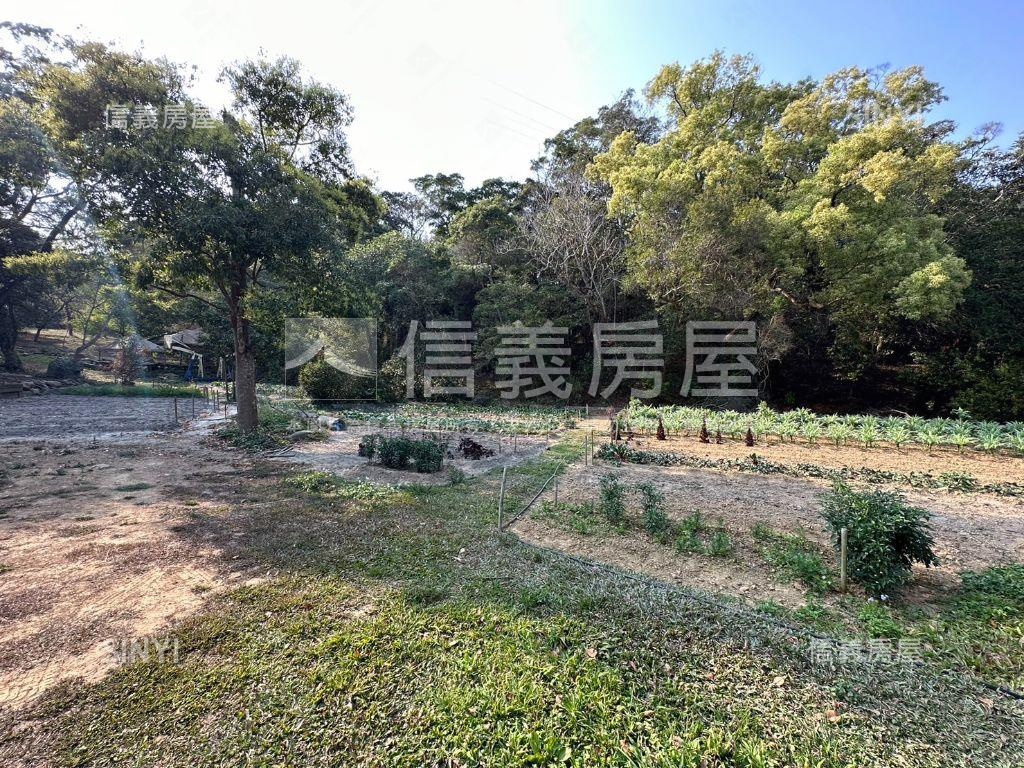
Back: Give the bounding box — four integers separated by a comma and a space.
821, 483, 938, 597
751, 523, 833, 594
708, 530, 734, 557
60, 383, 203, 397
45, 356, 81, 379
299, 358, 373, 402
598, 474, 626, 524
637, 482, 668, 536
365, 434, 445, 473
857, 601, 904, 639
592, 53, 966, 377
675, 511, 707, 554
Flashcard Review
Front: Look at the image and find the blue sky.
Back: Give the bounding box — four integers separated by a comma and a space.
16, 1, 1024, 190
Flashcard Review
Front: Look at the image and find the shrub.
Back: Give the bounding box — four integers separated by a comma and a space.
708, 530, 733, 557
821, 482, 938, 598
411, 439, 444, 473
637, 482, 668, 536
358, 434, 381, 460
675, 511, 707, 554
111, 337, 144, 385
378, 436, 414, 469
299, 358, 373, 401
599, 475, 626, 524
377, 356, 414, 403
46, 356, 81, 380
363, 434, 444, 473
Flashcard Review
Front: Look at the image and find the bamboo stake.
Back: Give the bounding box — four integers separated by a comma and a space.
840, 527, 848, 593
498, 466, 508, 530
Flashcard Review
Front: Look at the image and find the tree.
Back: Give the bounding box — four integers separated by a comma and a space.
521, 172, 627, 323
35, 51, 357, 431
591, 53, 970, 378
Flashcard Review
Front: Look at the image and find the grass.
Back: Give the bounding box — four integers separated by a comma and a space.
60, 382, 205, 398
751, 522, 835, 594
113, 482, 152, 492
2, 433, 1022, 766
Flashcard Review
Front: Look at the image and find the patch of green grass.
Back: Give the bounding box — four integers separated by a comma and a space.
7, 430, 1022, 767
751, 523, 834, 595
113, 482, 152, 492
60, 382, 204, 398
534, 499, 618, 536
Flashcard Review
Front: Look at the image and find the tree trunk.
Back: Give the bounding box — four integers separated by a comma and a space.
229, 298, 259, 433
0, 300, 22, 372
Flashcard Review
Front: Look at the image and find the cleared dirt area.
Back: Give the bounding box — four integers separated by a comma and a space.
0, 394, 209, 439
275, 426, 551, 485
514, 452, 1024, 607
0, 397, 257, 710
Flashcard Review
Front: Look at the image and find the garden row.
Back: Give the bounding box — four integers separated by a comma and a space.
576, 474, 937, 599
596, 442, 1024, 497
623, 400, 1024, 455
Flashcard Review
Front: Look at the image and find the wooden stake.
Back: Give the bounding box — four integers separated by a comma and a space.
839, 527, 848, 593
173, 397, 178, 422
498, 466, 508, 530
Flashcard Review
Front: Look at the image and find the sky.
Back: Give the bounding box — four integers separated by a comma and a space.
11, 0, 1024, 191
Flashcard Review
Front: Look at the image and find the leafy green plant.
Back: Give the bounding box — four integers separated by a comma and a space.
821, 483, 938, 597
857, 601, 904, 639
599, 475, 626, 524
751, 523, 833, 593
637, 482, 668, 537
708, 529, 733, 557
826, 422, 852, 447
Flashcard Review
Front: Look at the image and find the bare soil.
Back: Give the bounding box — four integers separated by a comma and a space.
0, 397, 256, 710
0, 394, 210, 439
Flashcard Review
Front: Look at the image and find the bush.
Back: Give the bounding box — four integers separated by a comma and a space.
821, 482, 938, 597
411, 439, 444, 473
299, 358, 373, 402
377, 356, 410, 403
358, 434, 381, 460
363, 433, 444, 473
708, 530, 733, 557
111, 338, 144, 385
46, 356, 81, 380
599, 475, 626, 524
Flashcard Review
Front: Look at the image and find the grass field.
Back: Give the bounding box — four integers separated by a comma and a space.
3, 428, 1021, 767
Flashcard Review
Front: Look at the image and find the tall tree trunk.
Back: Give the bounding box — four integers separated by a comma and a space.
0, 300, 22, 372
229, 295, 259, 432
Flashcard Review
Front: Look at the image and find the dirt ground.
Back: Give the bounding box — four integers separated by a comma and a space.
0, 397, 258, 710
275, 426, 551, 485
514, 456, 1024, 607
0, 394, 210, 439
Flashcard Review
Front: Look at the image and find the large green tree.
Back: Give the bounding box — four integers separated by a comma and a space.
591, 53, 971, 378
35, 48, 362, 429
